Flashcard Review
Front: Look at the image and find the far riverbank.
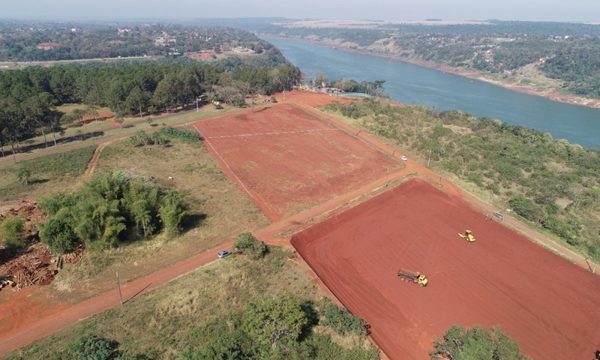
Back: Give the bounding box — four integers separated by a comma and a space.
265, 34, 600, 110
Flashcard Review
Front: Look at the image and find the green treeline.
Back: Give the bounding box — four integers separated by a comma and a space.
39, 171, 188, 253
0, 61, 300, 152
328, 100, 600, 260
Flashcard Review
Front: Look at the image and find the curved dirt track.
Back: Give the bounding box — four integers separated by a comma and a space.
292, 179, 600, 360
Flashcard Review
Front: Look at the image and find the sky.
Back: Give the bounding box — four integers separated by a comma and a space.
2, 0, 600, 23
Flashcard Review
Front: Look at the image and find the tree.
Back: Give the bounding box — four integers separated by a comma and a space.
0, 216, 27, 250
234, 232, 267, 260
68, 336, 119, 360
153, 74, 183, 111
125, 87, 151, 117
430, 326, 527, 360
318, 299, 367, 336
159, 192, 188, 238
60, 335, 147, 360
16, 167, 31, 185
242, 293, 309, 350
508, 196, 545, 225
39, 210, 79, 254
184, 329, 254, 360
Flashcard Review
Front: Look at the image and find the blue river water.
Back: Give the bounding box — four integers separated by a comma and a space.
264, 36, 600, 149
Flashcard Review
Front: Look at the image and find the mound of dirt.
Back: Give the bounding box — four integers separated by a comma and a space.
0, 201, 83, 291
0, 200, 45, 241
0, 243, 55, 290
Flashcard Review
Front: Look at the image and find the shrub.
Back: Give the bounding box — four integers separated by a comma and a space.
430, 326, 527, 360
233, 96, 247, 108
234, 232, 268, 260
544, 216, 581, 245
39, 212, 79, 254
159, 192, 188, 238
160, 127, 199, 142
16, 167, 31, 185
318, 299, 367, 336
69, 336, 119, 360
0, 216, 27, 250
182, 329, 253, 360
509, 196, 544, 224
55, 335, 148, 360
242, 293, 309, 349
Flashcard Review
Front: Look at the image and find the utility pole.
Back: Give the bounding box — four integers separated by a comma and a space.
116, 271, 124, 305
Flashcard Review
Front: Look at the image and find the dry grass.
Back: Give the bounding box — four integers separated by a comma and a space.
51, 135, 268, 300
0, 105, 238, 161
13, 248, 321, 358
0, 146, 96, 203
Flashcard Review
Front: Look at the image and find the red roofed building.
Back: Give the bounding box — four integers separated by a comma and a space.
36, 42, 63, 50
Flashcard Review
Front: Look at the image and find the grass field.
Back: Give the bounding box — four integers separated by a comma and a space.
0, 146, 96, 203
9, 248, 378, 359
50, 133, 268, 300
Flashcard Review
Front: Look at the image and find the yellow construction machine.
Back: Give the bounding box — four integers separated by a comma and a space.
397, 270, 428, 287
459, 229, 476, 242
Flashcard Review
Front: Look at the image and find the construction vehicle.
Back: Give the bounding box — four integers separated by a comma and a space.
459, 229, 476, 242
397, 270, 428, 287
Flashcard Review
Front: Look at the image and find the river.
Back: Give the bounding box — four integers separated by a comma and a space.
264, 36, 600, 149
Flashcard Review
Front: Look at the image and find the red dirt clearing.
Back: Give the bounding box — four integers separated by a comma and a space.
292, 179, 600, 360
276, 90, 356, 107
194, 103, 398, 220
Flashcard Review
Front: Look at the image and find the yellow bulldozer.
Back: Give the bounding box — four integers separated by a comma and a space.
397, 270, 428, 287
459, 229, 476, 242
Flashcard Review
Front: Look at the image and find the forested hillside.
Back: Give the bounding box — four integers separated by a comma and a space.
253, 20, 600, 99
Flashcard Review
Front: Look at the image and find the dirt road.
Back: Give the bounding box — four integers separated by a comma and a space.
1, 91, 597, 358
0, 241, 233, 356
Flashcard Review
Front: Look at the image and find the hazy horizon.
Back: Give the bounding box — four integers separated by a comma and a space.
2, 0, 600, 23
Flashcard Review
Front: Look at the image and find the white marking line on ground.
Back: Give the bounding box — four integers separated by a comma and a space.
197, 125, 280, 219
206, 128, 342, 139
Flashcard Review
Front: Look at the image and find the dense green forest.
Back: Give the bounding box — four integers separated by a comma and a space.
326, 100, 600, 260
0, 60, 300, 154
0, 22, 279, 61
252, 20, 600, 98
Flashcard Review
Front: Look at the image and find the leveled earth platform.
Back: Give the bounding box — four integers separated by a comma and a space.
195, 103, 398, 220
292, 178, 600, 360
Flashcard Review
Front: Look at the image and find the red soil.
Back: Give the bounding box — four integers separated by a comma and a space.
0, 241, 234, 356
194, 103, 398, 220
275, 90, 355, 107
292, 179, 600, 360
